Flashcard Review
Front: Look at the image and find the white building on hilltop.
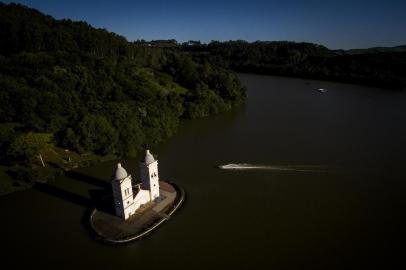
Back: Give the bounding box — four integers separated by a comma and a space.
111, 150, 160, 220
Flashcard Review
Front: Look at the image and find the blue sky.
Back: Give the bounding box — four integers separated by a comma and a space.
4, 0, 406, 49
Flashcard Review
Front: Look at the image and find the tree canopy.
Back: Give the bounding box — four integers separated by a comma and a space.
0, 3, 246, 161
8, 132, 53, 161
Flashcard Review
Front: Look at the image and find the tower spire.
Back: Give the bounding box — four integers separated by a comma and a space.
140, 149, 160, 200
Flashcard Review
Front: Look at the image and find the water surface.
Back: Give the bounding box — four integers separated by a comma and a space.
1, 74, 405, 269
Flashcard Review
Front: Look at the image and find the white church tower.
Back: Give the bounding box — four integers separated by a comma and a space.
111, 150, 161, 220
140, 149, 160, 200
111, 163, 136, 220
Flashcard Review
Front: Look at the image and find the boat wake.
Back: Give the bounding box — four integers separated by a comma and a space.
217, 163, 325, 172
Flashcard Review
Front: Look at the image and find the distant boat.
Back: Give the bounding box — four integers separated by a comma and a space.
317, 88, 327, 93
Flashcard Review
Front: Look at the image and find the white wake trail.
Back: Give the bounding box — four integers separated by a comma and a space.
217, 163, 325, 172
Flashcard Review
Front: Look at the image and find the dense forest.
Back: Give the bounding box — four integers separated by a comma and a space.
0, 3, 246, 191
179, 40, 406, 89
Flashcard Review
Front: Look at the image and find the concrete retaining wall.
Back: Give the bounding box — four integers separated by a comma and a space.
89, 182, 185, 244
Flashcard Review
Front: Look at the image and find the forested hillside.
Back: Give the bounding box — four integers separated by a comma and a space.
342, 45, 406, 55
181, 40, 406, 89
0, 3, 246, 191
0, 3, 245, 157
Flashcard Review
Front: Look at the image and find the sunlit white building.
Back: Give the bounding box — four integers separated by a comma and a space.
111, 150, 160, 220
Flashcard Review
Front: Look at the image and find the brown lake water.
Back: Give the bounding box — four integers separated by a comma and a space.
1, 74, 406, 269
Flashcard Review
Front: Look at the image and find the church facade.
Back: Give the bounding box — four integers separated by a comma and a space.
111, 150, 160, 220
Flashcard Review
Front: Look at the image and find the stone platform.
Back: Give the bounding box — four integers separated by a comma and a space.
90, 181, 184, 244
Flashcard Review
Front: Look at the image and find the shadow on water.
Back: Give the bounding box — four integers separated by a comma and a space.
35, 183, 93, 208
88, 188, 115, 214
66, 170, 110, 189
34, 171, 116, 237
35, 181, 114, 213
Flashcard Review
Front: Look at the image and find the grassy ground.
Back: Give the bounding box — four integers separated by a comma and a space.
0, 166, 27, 196
0, 147, 117, 196
40, 147, 117, 171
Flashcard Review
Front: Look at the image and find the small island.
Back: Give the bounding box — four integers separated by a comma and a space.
89, 150, 185, 244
